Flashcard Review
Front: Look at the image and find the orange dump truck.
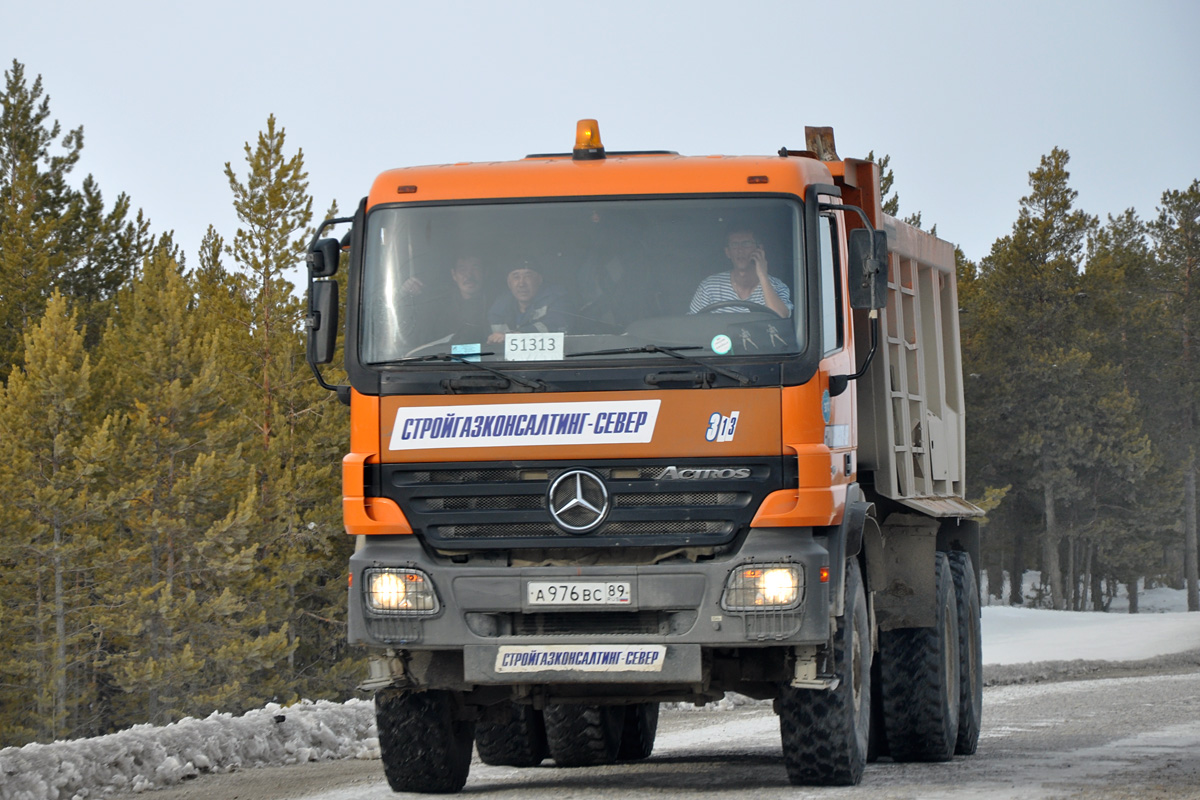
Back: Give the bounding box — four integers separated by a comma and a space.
305, 121, 983, 792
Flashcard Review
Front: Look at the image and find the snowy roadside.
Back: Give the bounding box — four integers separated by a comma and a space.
3, 603, 1198, 800
983, 646, 1200, 686
982, 602, 1200, 686
0, 701, 378, 800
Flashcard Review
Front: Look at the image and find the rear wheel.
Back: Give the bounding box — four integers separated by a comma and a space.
375, 688, 474, 794
866, 656, 888, 762
878, 551, 960, 762
617, 702, 660, 761
544, 704, 624, 767
778, 559, 871, 785
475, 702, 548, 767
949, 550, 983, 755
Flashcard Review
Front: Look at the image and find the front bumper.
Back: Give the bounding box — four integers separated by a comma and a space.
349, 528, 832, 678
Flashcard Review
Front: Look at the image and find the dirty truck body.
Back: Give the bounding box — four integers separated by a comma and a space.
305, 122, 983, 792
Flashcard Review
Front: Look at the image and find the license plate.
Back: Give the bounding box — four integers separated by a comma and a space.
526, 580, 631, 606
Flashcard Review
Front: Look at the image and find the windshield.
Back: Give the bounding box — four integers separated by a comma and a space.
360, 197, 805, 365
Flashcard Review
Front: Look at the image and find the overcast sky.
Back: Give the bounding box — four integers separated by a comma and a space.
5, 0, 1198, 268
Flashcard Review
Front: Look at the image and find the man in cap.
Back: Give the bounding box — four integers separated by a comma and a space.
487, 258, 568, 343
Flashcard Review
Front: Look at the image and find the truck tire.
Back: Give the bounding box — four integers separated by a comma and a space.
543, 704, 623, 767
375, 688, 474, 794
949, 550, 982, 755
778, 559, 871, 785
879, 551, 960, 762
617, 702, 660, 761
867, 657, 888, 762
475, 702, 548, 767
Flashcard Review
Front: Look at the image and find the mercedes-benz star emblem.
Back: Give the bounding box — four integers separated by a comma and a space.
547, 469, 609, 534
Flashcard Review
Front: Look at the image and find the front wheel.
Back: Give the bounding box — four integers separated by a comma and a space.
376, 688, 474, 794
779, 559, 871, 785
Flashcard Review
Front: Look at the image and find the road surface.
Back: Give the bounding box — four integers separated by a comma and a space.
118, 669, 1200, 800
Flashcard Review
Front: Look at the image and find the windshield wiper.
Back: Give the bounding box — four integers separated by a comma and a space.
566, 344, 751, 385
390, 352, 550, 392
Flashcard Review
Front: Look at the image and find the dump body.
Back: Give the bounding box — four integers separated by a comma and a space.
308, 123, 982, 791
859, 214, 976, 517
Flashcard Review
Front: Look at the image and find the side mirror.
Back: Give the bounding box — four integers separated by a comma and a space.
847, 228, 889, 310
307, 279, 339, 364
307, 238, 341, 278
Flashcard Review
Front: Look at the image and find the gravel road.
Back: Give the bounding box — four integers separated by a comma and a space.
115, 652, 1200, 800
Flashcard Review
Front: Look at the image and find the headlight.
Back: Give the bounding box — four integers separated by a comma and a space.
721, 564, 804, 610
364, 568, 439, 615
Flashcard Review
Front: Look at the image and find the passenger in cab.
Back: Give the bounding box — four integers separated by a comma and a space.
689, 229, 792, 317
487, 258, 569, 342
401, 255, 490, 344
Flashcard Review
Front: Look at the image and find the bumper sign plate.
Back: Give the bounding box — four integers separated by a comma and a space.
495, 645, 666, 674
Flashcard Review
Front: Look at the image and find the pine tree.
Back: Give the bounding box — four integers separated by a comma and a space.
0, 60, 153, 379
90, 252, 290, 728
0, 60, 80, 380
1148, 180, 1200, 611
963, 149, 1158, 610
1075, 211, 1175, 609
214, 116, 354, 702
59, 179, 172, 347
0, 292, 118, 743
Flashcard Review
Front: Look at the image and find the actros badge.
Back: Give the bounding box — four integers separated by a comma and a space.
661, 466, 751, 480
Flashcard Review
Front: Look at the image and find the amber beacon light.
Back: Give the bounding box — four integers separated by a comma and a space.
572, 119, 606, 160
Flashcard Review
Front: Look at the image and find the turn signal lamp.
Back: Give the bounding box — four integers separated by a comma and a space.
721, 564, 803, 610
573, 119, 606, 161
364, 568, 439, 615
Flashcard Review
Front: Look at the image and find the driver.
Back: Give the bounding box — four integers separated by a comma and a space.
688, 229, 792, 317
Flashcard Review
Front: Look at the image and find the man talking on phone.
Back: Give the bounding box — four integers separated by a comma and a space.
688, 229, 792, 317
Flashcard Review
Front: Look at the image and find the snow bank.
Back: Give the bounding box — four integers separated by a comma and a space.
983, 606, 1200, 665
0, 700, 377, 800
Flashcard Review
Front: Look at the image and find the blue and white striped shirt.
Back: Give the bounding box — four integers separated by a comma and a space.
688, 272, 793, 315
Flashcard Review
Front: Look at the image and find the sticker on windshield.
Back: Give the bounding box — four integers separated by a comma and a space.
711, 334, 732, 355
505, 331, 563, 362
451, 343, 481, 362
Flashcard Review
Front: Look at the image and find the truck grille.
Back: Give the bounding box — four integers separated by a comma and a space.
433, 520, 731, 539
369, 459, 781, 549
464, 610, 699, 637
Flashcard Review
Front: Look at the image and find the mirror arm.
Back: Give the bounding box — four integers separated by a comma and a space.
817, 202, 874, 232
308, 216, 355, 252
309, 360, 338, 392
829, 311, 879, 398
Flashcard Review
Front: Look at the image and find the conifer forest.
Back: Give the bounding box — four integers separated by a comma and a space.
1, 59, 1197, 747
